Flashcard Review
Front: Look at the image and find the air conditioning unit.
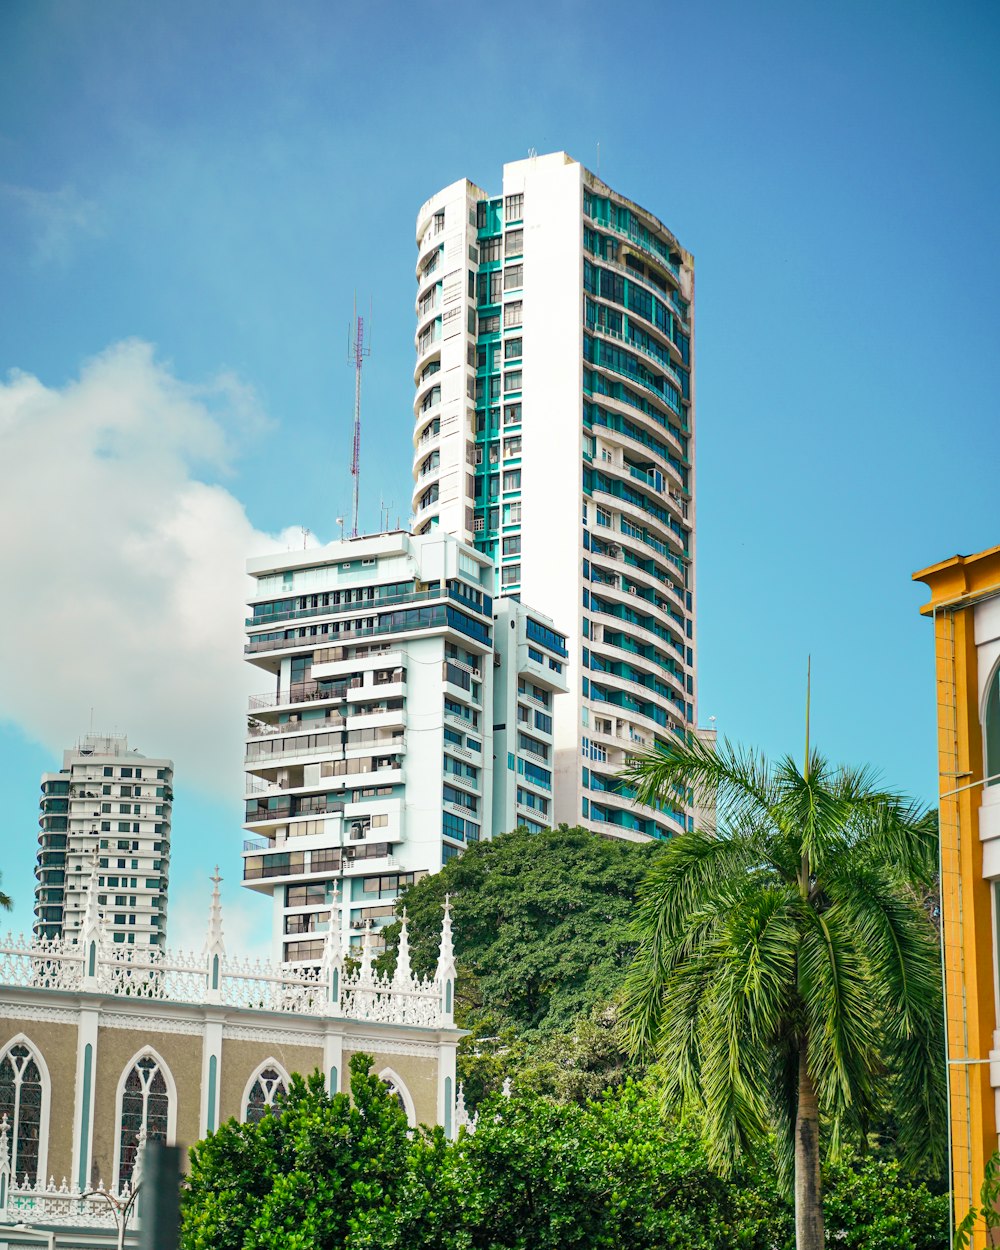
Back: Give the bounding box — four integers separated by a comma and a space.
608, 545, 620, 557
628, 587, 637, 596
493, 652, 502, 667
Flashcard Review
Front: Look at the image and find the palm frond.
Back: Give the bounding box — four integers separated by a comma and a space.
765, 1033, 800, 1197
826, 861, 940, 1035
889, 1027, 947, 1174
621, 734, 779, 834
798, 904, 880, 1146
849, 797, 938, 887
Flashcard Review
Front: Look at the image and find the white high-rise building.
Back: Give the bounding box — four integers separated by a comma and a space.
35, 734, 173, 948
243, 530, 567, 963
411, 152, 696, 842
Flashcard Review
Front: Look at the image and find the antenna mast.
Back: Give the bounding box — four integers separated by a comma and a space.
347, 297, 372, 539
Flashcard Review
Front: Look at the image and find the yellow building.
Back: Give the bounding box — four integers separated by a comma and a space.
914, 544, 1000, 1239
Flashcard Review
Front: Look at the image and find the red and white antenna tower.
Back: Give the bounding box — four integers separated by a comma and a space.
347, 296, 372, 538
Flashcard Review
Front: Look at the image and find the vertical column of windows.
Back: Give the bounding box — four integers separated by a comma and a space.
580, 198, 694, 840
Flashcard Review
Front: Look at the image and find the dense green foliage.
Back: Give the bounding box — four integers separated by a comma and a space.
621, 735, 945, 1248
954, 1151, 1000, 1248
385, 824, 661, 1033
181, 1054, 413, 1249
379, 825, 660, 1104
180, 1057, 947, 1249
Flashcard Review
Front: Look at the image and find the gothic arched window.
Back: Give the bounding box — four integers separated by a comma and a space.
378, 1068, 416, 1127
116, 1052, 172, 1190
244, 1064, 288, 1124
985, 664, 1000, 789
0, 1040, 46, 1185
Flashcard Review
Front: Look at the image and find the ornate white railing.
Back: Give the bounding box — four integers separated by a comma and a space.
0, 877, 455, 1031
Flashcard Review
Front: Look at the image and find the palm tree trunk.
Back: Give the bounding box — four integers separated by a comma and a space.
794, 1043, 824, 1250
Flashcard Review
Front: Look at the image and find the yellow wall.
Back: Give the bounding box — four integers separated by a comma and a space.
915, 544, 1000, 1245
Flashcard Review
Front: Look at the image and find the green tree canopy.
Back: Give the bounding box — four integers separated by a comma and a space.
181, 1065, 947, 1250
181, 1053, 412, 1250
378, 825, 663, 1105
383, 825, 662, 1038
620, 735, 944, 1250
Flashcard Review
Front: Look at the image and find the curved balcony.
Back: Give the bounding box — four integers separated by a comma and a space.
591, 424, 686, 496
591, 637, 686, 701
414, 370, 443, 415
603, 220, 682, 288
591, 451, 687, 527
598, 251, 687, 348
415, 293, 442, 335
412, 424, 441, 473
416, 262, 443, 304
590, 490, 687, 567
587, 659, 685, 716
415, 457, 442, 497
414, 335, 442, 377
589, 598, 686, 662
602, 528, 687, 606
416, 215, 446, 264
589, 321, 684, 397
590, 542, 685, 617
587, 682, 686, 742
411, 491, 441, 531
591, 387, 688, 461
413, 402, 444, 441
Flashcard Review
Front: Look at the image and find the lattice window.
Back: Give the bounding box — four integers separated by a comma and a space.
0, 1041, 43, 1184
244, 1066, 287, 1124
118, 1054, 169, 1187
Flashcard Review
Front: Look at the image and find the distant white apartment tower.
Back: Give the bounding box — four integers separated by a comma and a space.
35, 734, 173, 948
243, 530, 567, 963
491, 597, 570, 837
411, 151, 696, 842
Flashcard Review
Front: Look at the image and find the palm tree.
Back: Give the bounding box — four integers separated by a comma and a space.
0, 871, 11, 911
619, 735, 944, 1250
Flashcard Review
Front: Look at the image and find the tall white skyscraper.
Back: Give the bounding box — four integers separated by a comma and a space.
411, 152, 696, 842
35, 734, 173, 947
243, 530, 566, 962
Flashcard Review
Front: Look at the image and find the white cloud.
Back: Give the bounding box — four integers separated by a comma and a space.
0, 339, 310, 801
0, 182, 104, 264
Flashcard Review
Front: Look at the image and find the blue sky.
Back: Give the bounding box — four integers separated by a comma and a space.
1, 0, 998, 950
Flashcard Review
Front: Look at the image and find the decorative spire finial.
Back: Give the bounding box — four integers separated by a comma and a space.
434, 894, 456, 1022
435, 894, 454, 976
394, 907, 412, 986
80, 849, 102, 943
358, 918, 375, 984
205, 866, 225, 955
321, 884, 343, 968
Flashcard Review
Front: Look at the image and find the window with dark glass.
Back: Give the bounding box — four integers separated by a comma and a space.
118, 1054, 169, 1188
0, 1042, 44, 1185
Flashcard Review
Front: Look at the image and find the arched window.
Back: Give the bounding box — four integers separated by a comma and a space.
377, 1067, 416, 1128
242, 1062, 289, 1124
115, 1050, 174, 1191
0, 1038, 48, 1185
985, 664, 1000, 788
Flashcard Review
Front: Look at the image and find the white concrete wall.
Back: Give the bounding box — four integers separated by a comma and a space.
513, 154, 585, 827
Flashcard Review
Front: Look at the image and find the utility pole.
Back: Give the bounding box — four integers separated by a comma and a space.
348, 298, 371, 539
